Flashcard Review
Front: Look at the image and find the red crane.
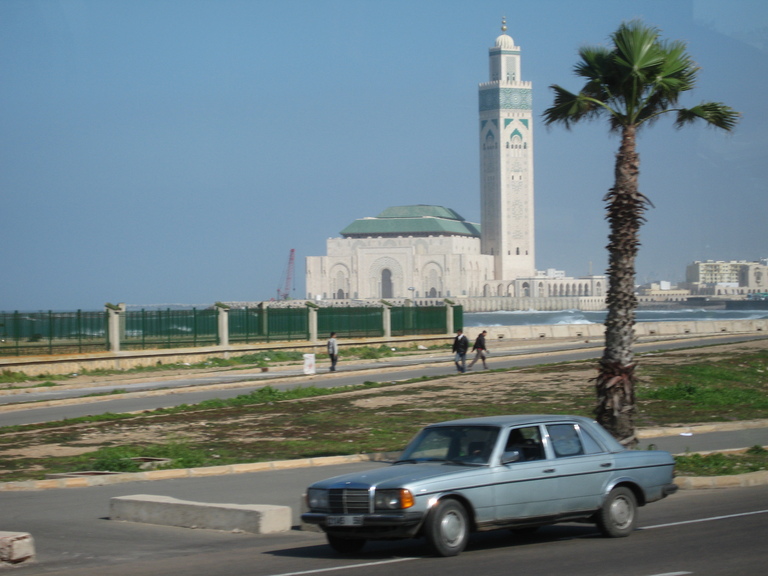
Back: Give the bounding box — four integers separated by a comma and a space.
277, 248, 296, 300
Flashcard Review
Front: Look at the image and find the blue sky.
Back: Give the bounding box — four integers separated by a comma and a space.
2, 0, 766, 311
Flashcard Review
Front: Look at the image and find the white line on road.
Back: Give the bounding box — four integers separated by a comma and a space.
641, 508, 768, 530
645, 572, 692, 576
266, 556, 419, 576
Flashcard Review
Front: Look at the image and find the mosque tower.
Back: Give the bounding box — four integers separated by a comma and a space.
478, 18, 535, 281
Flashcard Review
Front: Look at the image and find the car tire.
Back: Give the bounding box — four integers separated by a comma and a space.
425, 499, 470, 557
326, 534, 366, 554
596, 486, 637, 538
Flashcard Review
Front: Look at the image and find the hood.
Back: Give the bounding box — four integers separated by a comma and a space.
309, 462, 488, 491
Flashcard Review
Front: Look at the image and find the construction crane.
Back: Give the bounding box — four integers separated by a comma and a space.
277, 248, 296, 300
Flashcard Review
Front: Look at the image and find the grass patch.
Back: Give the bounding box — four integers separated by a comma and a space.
674, 446, 768, 476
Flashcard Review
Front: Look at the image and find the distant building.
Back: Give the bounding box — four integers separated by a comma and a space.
683, 259, 768, 296
305, 21, 604, 302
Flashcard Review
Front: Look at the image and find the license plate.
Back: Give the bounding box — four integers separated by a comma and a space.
327, 515, 364, 526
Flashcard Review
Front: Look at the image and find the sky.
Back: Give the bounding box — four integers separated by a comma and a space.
2, 0, 767, 311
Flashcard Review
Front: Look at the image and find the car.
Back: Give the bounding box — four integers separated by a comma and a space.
302, 414, 678, 556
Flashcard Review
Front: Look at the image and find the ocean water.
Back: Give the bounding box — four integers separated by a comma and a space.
464, 308, 768, 327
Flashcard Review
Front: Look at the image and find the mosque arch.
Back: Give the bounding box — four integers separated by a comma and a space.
329, 264, 351, 300
369, 257, 404, 299
423, 261, 444, 298
522, 282, 531, 297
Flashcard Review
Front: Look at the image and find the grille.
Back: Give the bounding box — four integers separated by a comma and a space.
328, 489, 370, 513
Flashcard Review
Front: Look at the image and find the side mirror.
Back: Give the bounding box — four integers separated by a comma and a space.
501, 449, 522, 464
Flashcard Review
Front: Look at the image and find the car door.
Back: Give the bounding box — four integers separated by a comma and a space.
544, 423, 615, 513
493, 425, 562, 521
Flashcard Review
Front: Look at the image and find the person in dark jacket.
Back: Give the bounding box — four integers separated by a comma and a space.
452, 329, 469, 373
468, 330, 489, 369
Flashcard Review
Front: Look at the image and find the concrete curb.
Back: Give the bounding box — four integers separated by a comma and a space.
0, 531, 35, 566
0, 452, 400, 492
110, 494, 291, 534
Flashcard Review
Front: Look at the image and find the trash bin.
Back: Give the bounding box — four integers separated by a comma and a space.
303, 353, 316, 375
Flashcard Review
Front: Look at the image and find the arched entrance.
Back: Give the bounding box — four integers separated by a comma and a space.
381, 269, 393, 298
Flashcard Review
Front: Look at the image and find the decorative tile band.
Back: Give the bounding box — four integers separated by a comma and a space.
479, 87, 533, 111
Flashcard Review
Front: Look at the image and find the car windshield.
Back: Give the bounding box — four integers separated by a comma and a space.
397, 425, 500, 465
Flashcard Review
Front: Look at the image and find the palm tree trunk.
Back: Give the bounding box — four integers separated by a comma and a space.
595, 124, 645, 447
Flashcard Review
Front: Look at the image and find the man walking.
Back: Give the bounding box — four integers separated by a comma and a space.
327, 332, 339, 372
452, 329, 469, 373
468, 330, 489, 370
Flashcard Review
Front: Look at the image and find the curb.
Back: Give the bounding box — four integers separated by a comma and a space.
0, 452, 400, 492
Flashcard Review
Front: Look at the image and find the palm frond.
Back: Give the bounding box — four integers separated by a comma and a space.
674, 103, 740, 131
542, 85, 603, 128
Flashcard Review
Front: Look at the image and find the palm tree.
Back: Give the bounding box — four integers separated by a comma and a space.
542, 20, 738, 446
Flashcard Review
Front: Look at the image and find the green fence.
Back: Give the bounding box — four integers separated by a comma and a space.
391, 306, 455, 336
121, 308, 219, 351
318, 307, 384, 339
0, 304, 462, 357
0, 310, 108, 356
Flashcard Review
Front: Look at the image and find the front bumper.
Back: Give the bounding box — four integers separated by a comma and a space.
301, 511, 425, 538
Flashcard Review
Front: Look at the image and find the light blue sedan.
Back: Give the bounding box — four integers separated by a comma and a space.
302, 414, 678, 556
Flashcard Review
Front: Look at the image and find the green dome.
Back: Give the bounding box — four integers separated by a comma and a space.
340, 205, 480, 238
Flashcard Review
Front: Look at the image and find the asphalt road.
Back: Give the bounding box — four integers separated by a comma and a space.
3, 473, 766, 576
2, 334, 766, 427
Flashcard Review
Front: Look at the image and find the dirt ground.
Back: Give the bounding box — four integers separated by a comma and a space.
1, 339, 766, 465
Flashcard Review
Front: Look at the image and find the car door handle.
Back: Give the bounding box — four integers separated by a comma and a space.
600, 463, 613, 468
543, 468, 555, 473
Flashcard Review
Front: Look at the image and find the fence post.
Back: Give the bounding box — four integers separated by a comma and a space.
380, 300, 392, 338
105, 303, 125, 353
444, 299, 455, 335
215, 302, 230, 347
306, 301, 319, 342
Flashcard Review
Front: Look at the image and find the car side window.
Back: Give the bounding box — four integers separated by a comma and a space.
504, 426, 544, 461
579, 425, 606, 454
547, 424, 584, 458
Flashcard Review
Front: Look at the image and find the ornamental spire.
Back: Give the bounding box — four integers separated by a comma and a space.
501, 16, 507, 34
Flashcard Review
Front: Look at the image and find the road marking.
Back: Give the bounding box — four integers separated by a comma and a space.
266, 556, 419, 576
646, 572, 692, 576
642, 509, 768, 530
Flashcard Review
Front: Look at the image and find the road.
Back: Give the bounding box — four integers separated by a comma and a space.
2, 334, 766, 427
3, 476, 766, 576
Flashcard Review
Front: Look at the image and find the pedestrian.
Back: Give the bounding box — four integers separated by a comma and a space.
327, 332, 339, 372
468, 330, 489, 369
452, 328, 469, 373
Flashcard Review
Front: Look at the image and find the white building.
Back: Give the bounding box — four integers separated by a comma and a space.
684, 259, 768, 296
306, 21, 604, 302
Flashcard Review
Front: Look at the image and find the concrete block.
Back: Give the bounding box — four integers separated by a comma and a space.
0, 532, 35, 565
110, 494, 291, 534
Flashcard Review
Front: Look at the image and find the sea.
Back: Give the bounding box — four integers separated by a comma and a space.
464, 308, 768, 327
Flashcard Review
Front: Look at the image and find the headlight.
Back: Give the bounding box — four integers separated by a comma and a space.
374, 489, 415, 510
307, 488, 329, 510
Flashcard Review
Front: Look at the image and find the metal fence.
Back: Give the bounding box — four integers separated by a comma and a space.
0, 310, 108, 356
121, 308, 219, 351
0, 304, 462, 357
318, 307, 384, 339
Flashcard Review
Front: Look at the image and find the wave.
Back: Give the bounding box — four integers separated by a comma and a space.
465, 308, 768, 327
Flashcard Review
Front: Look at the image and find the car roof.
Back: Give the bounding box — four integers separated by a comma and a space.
426, 414, 595, 428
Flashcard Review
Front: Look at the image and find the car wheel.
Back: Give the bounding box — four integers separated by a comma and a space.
326, 534, 366, 554
596, 486, 637, 538
425, 499, 470, 557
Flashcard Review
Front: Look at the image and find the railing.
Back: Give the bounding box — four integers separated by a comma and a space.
0, 310, 108, 356
0, 304, 461, 357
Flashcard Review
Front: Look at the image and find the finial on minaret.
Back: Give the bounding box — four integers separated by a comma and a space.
501, 16, 507, 33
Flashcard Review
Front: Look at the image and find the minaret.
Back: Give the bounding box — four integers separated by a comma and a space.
478, 18, 535, 280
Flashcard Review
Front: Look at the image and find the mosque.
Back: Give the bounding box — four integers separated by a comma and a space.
305, 22, 605, 305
